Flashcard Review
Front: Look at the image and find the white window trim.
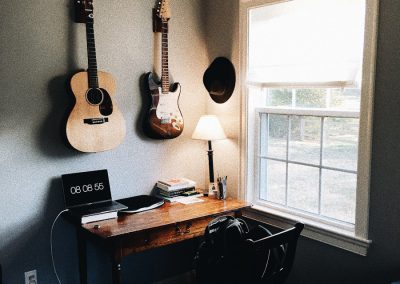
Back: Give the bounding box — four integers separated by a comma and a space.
239, 0, 379, 256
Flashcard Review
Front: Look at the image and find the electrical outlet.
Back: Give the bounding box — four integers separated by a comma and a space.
24, 270, 37, 284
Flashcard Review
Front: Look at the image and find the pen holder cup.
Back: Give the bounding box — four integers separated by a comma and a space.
217, 181, 227, 200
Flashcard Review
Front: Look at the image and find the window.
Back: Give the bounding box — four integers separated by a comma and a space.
240, 0, 378, 255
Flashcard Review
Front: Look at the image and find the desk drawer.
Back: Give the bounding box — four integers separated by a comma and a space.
117, 212, 235, 256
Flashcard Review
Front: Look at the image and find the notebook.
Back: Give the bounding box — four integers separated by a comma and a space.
61, 169, 127, 222
117, 195, 164, 213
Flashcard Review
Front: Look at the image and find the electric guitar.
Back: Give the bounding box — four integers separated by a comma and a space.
144, 0, 184, 139
67, 0, 126, 152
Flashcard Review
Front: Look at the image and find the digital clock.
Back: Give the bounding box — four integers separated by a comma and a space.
61, 169, 111, 207
69, 182, 104, 195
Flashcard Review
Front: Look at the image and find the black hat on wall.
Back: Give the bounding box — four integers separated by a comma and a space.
203, 57, 236, 104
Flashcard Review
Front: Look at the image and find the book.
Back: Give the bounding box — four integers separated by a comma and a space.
157, 177, 190, 187
177, 196, 204, 205
157, 186, 195, 197
155, 194, 183, 203
80, 211, 118, 224
180, 189, 200, 196
156, 192, 203, 203
157, 178, 196, 191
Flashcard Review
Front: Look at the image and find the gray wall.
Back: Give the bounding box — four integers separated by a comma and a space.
0, 0, 213, 283
2, 0, 400, 283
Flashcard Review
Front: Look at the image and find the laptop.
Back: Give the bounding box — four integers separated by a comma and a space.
61, 169, 127, 217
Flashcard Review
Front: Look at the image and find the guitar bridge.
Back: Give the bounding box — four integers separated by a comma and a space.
83, 118, 109, 125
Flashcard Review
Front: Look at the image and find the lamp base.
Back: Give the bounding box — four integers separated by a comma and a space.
208, 182, 217, 197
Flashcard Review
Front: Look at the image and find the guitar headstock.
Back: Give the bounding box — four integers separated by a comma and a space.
74, 0, 94, 23
156, 0, 171, 21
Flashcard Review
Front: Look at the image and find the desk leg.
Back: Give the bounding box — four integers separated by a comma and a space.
77, 230, 88, 284
112, 255, 122, 284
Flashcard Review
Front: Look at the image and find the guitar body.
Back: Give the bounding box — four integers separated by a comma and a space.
67, 71, 126, 152
145, 72, 184, 139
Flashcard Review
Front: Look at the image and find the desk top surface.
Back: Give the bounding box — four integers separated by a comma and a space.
81, 197, 250, 239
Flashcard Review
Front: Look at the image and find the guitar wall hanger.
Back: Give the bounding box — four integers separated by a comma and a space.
153, 8, 162, 33
74, 0, 91, 23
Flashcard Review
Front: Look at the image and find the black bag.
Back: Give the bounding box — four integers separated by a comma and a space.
194, 216, 286, 284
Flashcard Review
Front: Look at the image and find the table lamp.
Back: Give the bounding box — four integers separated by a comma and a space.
192, 115, 227, 195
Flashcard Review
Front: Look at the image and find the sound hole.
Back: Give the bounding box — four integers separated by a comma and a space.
86, 88, 104, 105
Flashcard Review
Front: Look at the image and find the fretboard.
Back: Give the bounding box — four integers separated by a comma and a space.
86, 13, 98, 89
161, 20, 169, 94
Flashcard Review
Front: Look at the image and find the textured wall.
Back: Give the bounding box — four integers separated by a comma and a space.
4, 0, 399, 283
0, 0, 210, 283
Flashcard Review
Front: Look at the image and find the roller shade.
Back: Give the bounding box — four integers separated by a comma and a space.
248, 0, 366, 88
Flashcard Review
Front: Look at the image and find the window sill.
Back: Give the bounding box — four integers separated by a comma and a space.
243, 205, 371, 256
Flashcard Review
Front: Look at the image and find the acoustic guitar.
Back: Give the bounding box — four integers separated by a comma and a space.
144, 0, 184, 139
66, 0, 126, 152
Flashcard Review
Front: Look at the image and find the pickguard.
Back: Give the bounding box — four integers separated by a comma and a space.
155, 87, 183, 131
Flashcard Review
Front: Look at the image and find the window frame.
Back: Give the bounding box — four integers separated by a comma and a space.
239, 0, 379, 255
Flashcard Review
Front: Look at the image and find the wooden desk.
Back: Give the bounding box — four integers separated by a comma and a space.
71, 197, 250, 284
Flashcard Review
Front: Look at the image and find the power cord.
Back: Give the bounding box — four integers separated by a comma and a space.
50, 209, 69, 284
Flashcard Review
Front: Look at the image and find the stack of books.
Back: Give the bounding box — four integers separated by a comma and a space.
156, 178, 199, 201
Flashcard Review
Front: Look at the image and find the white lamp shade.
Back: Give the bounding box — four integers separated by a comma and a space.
192, 115, 227, 141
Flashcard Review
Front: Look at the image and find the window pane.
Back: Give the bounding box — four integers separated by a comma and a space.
287, 164, 319, 213
267, 89, 292, 107
295, 89, 326, 108
263, 88, 361, 111
330, 88, 361, 110
321, 170, 356, 223
260, 159, 286, 204
265, 114, 288, 159
289, 116, 321, 165
323, 118, 359, 171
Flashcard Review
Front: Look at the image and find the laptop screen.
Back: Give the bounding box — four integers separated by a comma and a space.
62, 169, 112, 208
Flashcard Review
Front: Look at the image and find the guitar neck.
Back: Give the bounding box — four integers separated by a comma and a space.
161, 20, 169, 94
86, 13, 99, 89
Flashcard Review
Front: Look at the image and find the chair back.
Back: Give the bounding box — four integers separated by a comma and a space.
244, 223, 304, 284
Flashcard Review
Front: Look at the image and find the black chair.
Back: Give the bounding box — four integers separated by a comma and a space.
244, 222, 304, 284
195, 219, 303, 284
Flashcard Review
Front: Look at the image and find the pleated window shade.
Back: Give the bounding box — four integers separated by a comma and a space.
248, 0, 366, 88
